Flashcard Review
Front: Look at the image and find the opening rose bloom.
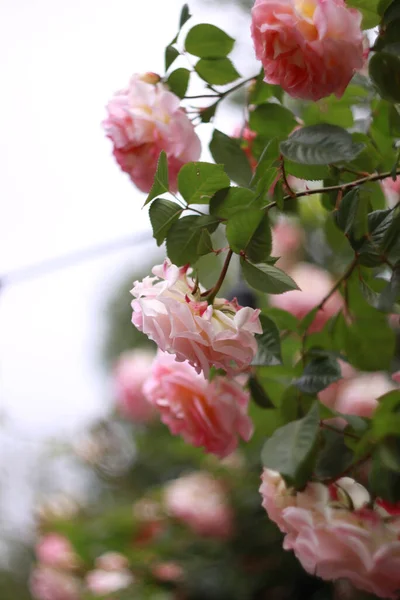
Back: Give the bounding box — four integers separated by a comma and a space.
144, 351, 253, 457
269, 262, 343, 332
103, 73, 201, 192
131, 259, 262, 377
260, 470, 400, 598
251, 0, 364, 101
113, 350, 156, 423
165, 472, 234, 538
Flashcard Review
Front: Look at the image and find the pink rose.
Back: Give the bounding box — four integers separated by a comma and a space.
143, 351, 253, 458
152, 562, 183, 582
260, 470, 400, 598
95, 552, 129, 571
30, 567, 81, 600
318, 359, 356, 410
323, 372, 396, 418
131, 259, 262, 377
165, 472, 234, 538
35, 534, 78, 571
272, 219, 303, 270
269, 263, 343, 332
103, 73, 201, 192
113, 350, 156, 423
251, 0, 364, 101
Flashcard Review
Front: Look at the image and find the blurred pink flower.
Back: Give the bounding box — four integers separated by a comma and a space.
95, 552, 129, 571
260, 470, 400, 598
144, 351, 253, 458
30, 567, 81, 600
131, 259, 262, 377
35, 534, 78, 571
113, 350, 155, 423
382, 177, 400, 207
269, 262, 343, 332
103, 73, 201, 192
165, 472, 234, 538
152, 562, 184, 582
322, 372, 396, 418
318, 359, 356, 410
272, 219, 303, 270
86, 569, 133, 596
251, 0, 364, 101
233, 124, 258, 170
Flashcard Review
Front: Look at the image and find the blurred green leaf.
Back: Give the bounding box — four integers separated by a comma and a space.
253, 314, 282, 366
295, 356, 341, 395
249, 104, 297, 139
167, 67, 190, 98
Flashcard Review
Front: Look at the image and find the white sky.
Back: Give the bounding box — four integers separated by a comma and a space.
0, 0, 254, 541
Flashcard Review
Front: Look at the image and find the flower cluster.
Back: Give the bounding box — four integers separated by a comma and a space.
260, 471, 400, 599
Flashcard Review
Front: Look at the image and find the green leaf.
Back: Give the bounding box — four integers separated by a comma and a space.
383, 0, 400, 24
197, 228, 214, 257
253, 314, 282, 366
179, 3, 191, 28
166, 215, 219, 265
314, 429, 354, 481
210, 187, 256, 219
178, 162, 230, 204
249, 104, 297, 139
226, 209, 263, 254
284, 160, 330, 181
369, 451, 400, 502
195, 58, 240, 85
379, 437, 400, 472
345, 0, 381, 28
200, 102, 219, 123
261, 403, 320, 489
266, 307, 298, 331
241, 259, 299, 294
280, 124, 365, 165
144, 151, 169, 206
249, 375, 274, 408
167, 68, 190, 99
359, 278, 383, 310
334, 187, 368, 240
248, 70, 283, 104
295, 356, 341, 395
185, 24, 235, 58
378, 262, 400, 312
165, 45, 180, 71
210, 130, 253, 187
345, 316, 396, 371
251, 138, 280, 195
149, 199, 182, 246
369, 52, 400, 103
246, 214, 273, 263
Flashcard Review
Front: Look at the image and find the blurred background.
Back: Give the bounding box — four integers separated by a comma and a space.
0, 0, 257, 596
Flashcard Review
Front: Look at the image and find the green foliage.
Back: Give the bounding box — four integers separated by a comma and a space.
185, 24, 234, 58
295, 356, 341, 395
241, 259, 299, 294
346, 0, 381, 27
249, 104, 297, 139
280, 124, 365, 165
195, 58, 240, 85
166, 215, 219, 265
253, 314, 282, 366
149, 199, 182, 245
369, 52, 400, 103
261, 403, 320, 489
178, 162, 230, 204
144, 151, 169, 206
210, 130, 253, 187
167, 68, 190, 98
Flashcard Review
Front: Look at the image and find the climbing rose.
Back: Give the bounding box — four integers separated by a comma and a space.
113, 350, 156, 423
382, 176, 400, 207
165, 472, 234, 538
103, 73, 201, 192
260, 470, 400, 599
251, 0, 364, 101
144, 351, 253, 457
269, 262, 343, 332
35, 534, 78, 571
30, 567, 81, 600
131, 259, 262, 376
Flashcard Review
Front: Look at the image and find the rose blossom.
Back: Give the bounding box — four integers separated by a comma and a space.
269, 262, 343, 332
382, 176, 400, 207
321, 371, 396, 418
103, 73, 201, 192
30, 567, 81, 600
143, 351, 253, 458
113, 350, 155, 423
131, 259, 262, 377
260, 470, 400, 598
86, 570, 133, 596
272, 218, 303, 270
35, 534, 78, 571
165, 472, 234, 538
251, 0, 364, 101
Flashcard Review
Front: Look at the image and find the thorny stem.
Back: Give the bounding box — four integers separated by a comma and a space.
265, 168, 400, 211
201, 249, 233, 303
316, 256, 359, 311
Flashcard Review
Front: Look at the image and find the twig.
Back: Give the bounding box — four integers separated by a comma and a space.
201, 249, 233, 303
316, 256, 359, 311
